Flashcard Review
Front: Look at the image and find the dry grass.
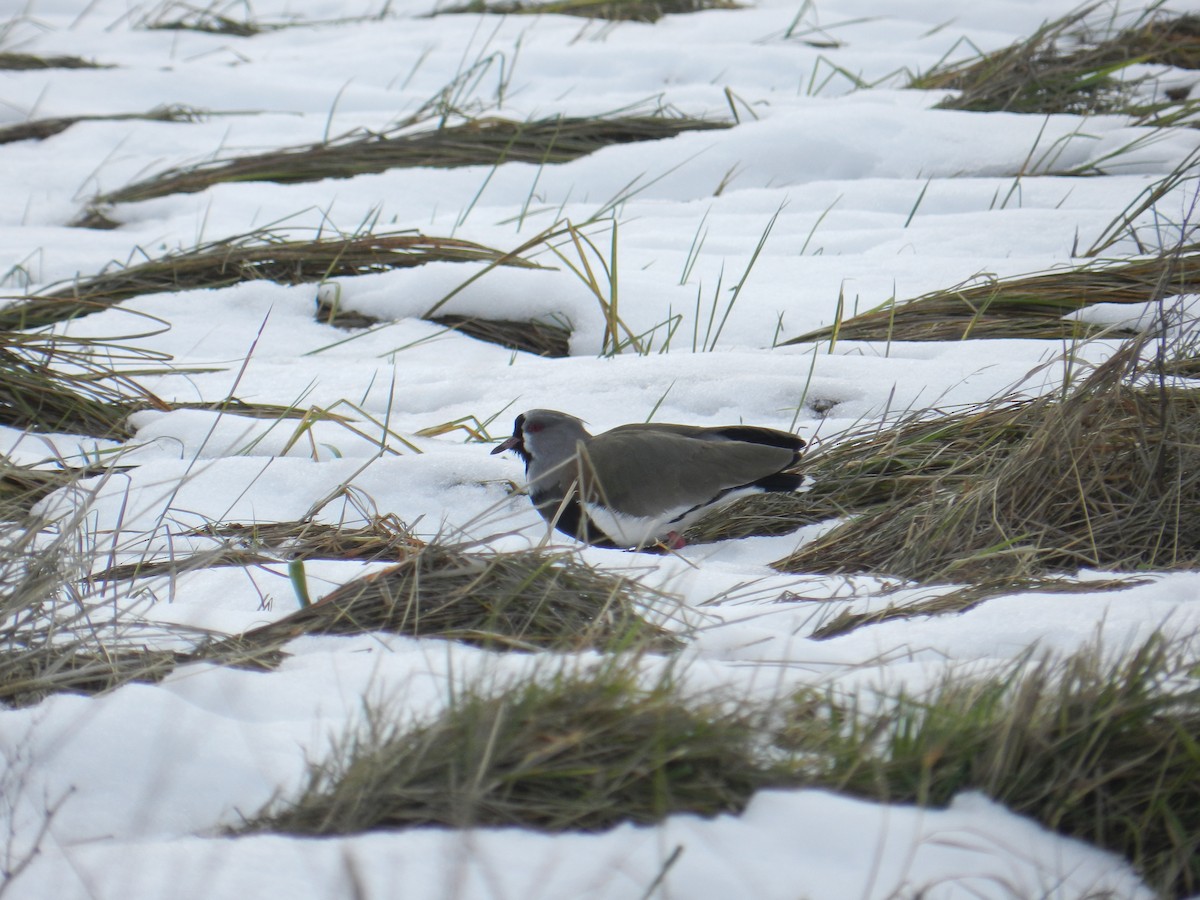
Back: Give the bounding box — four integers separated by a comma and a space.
0, 106, 218, 146
430, 315, 572, 357
807, 576, 1147, 640
784, 247, 1200, 344
315, 293, 574, 357
911, 6, 1199, 115
0, 230, 538, 330
240, 631, 1199, 894
80, 114, 730, 213
775, 337, 1200, 581
779, 635, 1200, 897
0, 491, 189, 708
240, 663, 773, 835
433, 0, 742, 24
205, 541, 680, 665
0, 52, 109, 70
0, 330, 168, 437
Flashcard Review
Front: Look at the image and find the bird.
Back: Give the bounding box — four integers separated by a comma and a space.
491, 409, 805, 550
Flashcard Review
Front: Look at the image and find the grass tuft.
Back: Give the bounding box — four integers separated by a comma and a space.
0, 52, 110, 70
0, 330, 168, 437
775, 336, 1200, 581
79, 113, 731, 214
0, 106, 226, 146
910, 6, 1199, 115
784, 246, 1200, 344
240, 632, 1199, 895
206, 541, 681, 663
779, 635, 1200, 897
240, 662, 770, 835
433, 0, 742, 24
0, 229, 539, 330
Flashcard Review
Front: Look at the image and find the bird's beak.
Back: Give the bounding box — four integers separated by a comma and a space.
491, 435, 520, 455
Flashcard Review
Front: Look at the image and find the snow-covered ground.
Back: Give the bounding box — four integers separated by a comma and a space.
1, 0, 1198, 897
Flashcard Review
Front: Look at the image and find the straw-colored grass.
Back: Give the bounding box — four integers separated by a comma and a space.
315, 293, 574, 357
0, 491, 188, 708
0, 330, 168, 437
430, 315, 572, 357
240, 632, 1199, 894
807, 576, 1146, 640
775, 337, 1200, 581
0, 230, 538, 330
0, 106, 213, 146
779, 635, 1200, 897
206, 541, 680, 665
79, 114, 730, 215
911, 6, 1199, 115
434, 0, 742, 24
240, 663, 772, 835
784, 248, 1200, 344
0, 53, 109, 70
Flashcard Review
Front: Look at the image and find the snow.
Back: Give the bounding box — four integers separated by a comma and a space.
2, 0, 1198, 896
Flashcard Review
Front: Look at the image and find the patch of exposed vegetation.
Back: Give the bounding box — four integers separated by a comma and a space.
433, 0, 742, 24
0, 106, 228, 146
779, 635, 1200, 898
315, 291, 573, 357
77, 114, 730, 214
911, 6, 1200, 115
243, 634, 1199, 895
775, 336, 1200, 581
0, 52, 109, 70
0, 331, 169, 437
240, 663, 772, 835
206, 541, 680, 664
0, 230, 539, 330
784, 246, 1200, 344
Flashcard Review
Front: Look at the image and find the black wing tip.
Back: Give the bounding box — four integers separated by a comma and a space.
751, 471, 805, 492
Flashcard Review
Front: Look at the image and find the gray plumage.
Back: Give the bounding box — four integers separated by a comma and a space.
491, 409, 805, 549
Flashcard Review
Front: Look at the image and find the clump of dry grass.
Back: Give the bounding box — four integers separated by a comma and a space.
785, 247, 1200, 344
315, 291, 574, 357
775, 336, 1200, 581
241, 630, 1198, 894
911, 5, 1199, 114
207, 541, 680, 664
434, 0, 741, 24
0, 53, 109, 70
0, 330, 168, 437
0, 491, 188, 708
240, 662, 772, 835
0, 229, 538, 330
430, 315, 572, 357
79, 114, 730, 215
779, 635, 1200, 897
0, 106, 215, 146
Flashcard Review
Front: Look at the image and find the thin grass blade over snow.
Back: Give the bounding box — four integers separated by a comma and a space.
0, 106, 230, 146
785, 247, 1200, 344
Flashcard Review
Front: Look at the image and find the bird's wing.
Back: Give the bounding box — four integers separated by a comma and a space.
582, 431, 797, 519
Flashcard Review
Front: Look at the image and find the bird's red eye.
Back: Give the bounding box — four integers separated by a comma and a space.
527, 423, 544, 433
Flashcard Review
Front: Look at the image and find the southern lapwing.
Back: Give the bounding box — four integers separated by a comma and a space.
491, 409, 805, 549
